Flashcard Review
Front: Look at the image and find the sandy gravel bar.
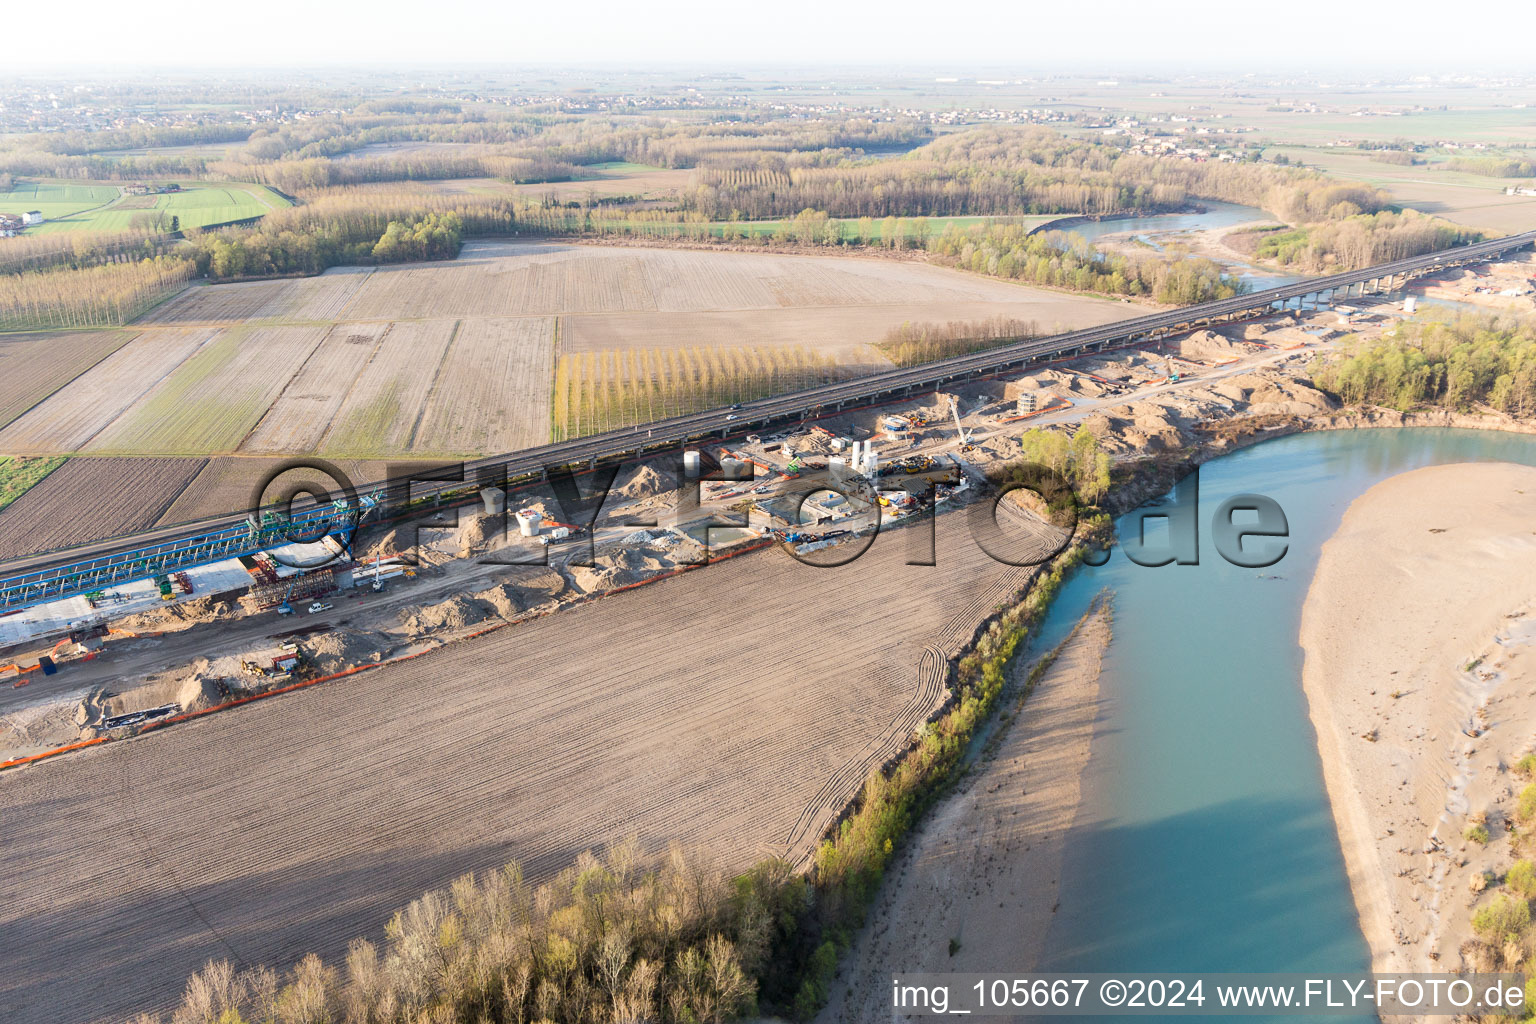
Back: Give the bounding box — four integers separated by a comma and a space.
1300, 462, 1536, 972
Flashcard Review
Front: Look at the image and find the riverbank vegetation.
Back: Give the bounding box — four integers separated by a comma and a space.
143, 844, 804, 1024
1243, 209, 1479, 273
1309, 312, 1536, 416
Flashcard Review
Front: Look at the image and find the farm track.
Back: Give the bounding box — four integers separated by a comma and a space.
779, 642, 952, 861
0, 512, 1026, 1024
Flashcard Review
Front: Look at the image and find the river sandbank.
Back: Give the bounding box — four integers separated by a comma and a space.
1300, 462, 1536, 973
817, 601, 1112, 1022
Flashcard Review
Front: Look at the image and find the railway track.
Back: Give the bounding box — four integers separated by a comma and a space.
4, 230, 1533, 611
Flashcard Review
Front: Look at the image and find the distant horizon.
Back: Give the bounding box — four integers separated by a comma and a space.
4, 0, 1534, 76
3, 62, 1535, 87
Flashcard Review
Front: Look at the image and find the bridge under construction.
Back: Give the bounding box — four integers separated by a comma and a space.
2, 229, 1532, 614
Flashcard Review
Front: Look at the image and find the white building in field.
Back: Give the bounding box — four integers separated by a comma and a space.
21, 210, 44, 226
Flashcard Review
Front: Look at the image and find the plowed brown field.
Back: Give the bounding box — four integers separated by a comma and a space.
0, 457, 206, 559
0, 511, 1043, 1024
0, 329, 136, 432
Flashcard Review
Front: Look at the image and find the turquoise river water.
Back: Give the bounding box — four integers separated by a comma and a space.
1026, 428, 1536, 1014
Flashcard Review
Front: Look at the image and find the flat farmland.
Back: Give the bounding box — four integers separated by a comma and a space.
0, 329, 136, 432
0, 511, 1032, 1024
410, 317, 556, 454
86, 326, 329, 455
154, 456, 456, 527
240, 323, 390, 453
363, 162, 694, 203
334, 241, 1129, 327
0, 328, 216, 453
144, 269, 376, 327
561, 299, 1118, 364
0, 457, 205, 560
318, 320, 460, 456
0, 242, 1125, 467
0, 181, 120, 222
28, 183, 291, 235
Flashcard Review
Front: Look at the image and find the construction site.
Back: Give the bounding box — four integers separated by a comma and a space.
0, 281, 1424, 759
0, 268, 1501, 1024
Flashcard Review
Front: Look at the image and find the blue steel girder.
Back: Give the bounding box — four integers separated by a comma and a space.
0, 502, 367, 612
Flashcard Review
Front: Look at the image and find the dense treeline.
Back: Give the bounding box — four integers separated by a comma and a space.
371, 213, 462, 262
36, 122, 258, 156
1310, 313, 1536, 415
674, 127, 1391, 222
1253, 209, 1480, 272
1445, 156, 1536, 178
0, 257, 194, 330
216, 151, 587, 192
0, 148, 210, 180
186, 192, 518, 278
879, 316, 1040, 366
0, 112, 924, 185
135, 843, 805, 1024
928, 221, 1247, 304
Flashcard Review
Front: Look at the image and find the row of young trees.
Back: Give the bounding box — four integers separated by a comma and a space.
0, 256, 194, 330
879, 316, 1040, 366
1309, 312, 1536, 416
0, 227, 179, 275
552, 345, 843, 439
136, 843, 806, 1024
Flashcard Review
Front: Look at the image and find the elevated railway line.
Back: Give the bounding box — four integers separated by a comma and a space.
2, 230, 1532, 612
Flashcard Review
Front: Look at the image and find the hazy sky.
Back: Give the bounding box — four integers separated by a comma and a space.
10, 0, 1532, 71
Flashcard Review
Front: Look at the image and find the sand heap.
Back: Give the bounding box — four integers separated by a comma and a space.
305, 630, 391, 676
612, 463, 679, 501
565, 545, 674, 595
398, 594, 496, 635
1176, 329, 1247, 361
115, 595, 237, 632
1082, 401, 1188, 454
455, 513, 496, 558
476, 582, 524, 619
